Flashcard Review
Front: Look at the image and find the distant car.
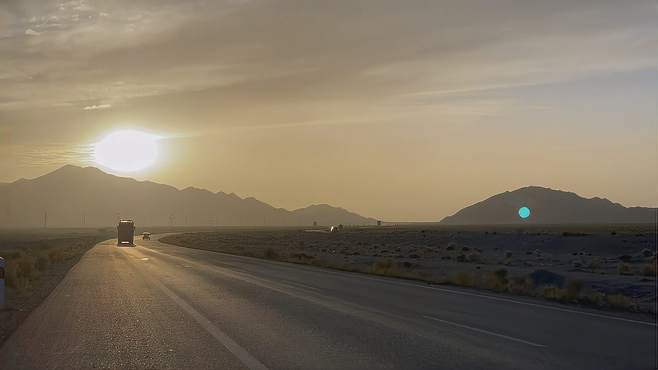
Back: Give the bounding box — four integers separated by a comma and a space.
142, 232, 151, 240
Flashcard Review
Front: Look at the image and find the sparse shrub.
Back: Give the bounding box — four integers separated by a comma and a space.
36, 254, 50, 271
371, 259, 399, 276
264, 247, 280, 260
588, 257, 603, 272
618, 255, 632, 262
494, 268, 508, 281
606, 293, 635, 311
417, 271, 433, 280
565, 280, 584, 301
529, 269, 565, 287
290, 252, 314, 261
617, 263, 633, 275
4, 260, 20, 289
508, 276, 535, 295
483, 268, 508, 291
641, 260, 656, 276
466, 252, 481, 263
582, 291, 605, 306
18, 257, 37, 281
48, 249, 65, 264
641, 249, 654, 258
543, 285, 567, 301
562, 232, 588, 237
450, 272, 475, 287
311, 258, 329, 267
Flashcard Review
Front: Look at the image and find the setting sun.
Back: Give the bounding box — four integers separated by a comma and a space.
93, 130, 160, 172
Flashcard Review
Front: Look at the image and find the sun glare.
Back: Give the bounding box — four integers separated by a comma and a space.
94, 130, 160, 172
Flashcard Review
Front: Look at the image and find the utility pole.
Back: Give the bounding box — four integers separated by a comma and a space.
43, 211, 48, 228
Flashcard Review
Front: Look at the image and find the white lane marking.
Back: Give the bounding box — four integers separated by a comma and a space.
149, 242, 658, 327
128, 251, 269, 370
417, 284, 657, 327
278, 280, 321, 292
424, 316, 547, 348
151, 276, 269, 370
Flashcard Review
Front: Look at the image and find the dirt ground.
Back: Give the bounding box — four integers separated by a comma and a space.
161, 224, 657, 313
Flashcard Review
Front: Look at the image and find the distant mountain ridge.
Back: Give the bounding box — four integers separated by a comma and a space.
0, 165, 376, 227
440, 186, 656, 225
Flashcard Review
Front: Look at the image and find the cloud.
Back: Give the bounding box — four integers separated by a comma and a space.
0, 0, 655, 121
2, 143, 93, 167
24, 28, 40, 36
82, 104, 112, 111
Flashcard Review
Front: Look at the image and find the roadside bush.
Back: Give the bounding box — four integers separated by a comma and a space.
450, 272, 475, 287
36, 254, 50, 271
565, 280, 584, 301
466, 252, 481, 263
4, 255, 38, 291
606, 293, 635, 311
264, 247, 280, 260
641, 261, 656, 277
371, 259, 399, 276
48, 249, 65, 264
508, 276, 535, 296
588, 257, 603, 272
617, 263, 633, 275
481, 268, 508, 292
542, 286, 567, 301
581, 291, 605, 306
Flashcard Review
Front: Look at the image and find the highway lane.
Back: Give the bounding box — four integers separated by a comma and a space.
1, 236, 655, 369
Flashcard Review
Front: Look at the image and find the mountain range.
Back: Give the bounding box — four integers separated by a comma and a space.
440, 186, 656, 225
0, 165, 376, 227
1, 166, 654, 227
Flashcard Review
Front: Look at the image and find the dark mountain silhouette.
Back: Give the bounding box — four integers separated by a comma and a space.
0, 165, 376, 227
440, 186, 656, 225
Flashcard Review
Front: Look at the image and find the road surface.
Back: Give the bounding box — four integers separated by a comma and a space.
1, 236, 656, 369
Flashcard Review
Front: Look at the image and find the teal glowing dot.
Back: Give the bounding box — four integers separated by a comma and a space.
518, 206, 531, 219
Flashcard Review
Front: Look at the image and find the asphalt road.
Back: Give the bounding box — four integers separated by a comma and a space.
1, 236, 656, 369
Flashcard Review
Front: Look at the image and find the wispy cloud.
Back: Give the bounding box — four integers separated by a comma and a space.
5, 143, 93, 167
83, 104, 112, 111
24, 28, 40, 36
0, 0, 654, 114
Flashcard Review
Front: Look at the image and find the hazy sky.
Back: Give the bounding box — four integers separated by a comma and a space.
0, 0, 656, 221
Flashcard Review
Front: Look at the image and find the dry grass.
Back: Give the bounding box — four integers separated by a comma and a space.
605, 293, 636, 311
263, 247, 280, 260
617, 262, 633, 276
371, 259, 399, 276
0, 236, 107, 294
641, 258, 657, 277
160, 229, 651, 313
